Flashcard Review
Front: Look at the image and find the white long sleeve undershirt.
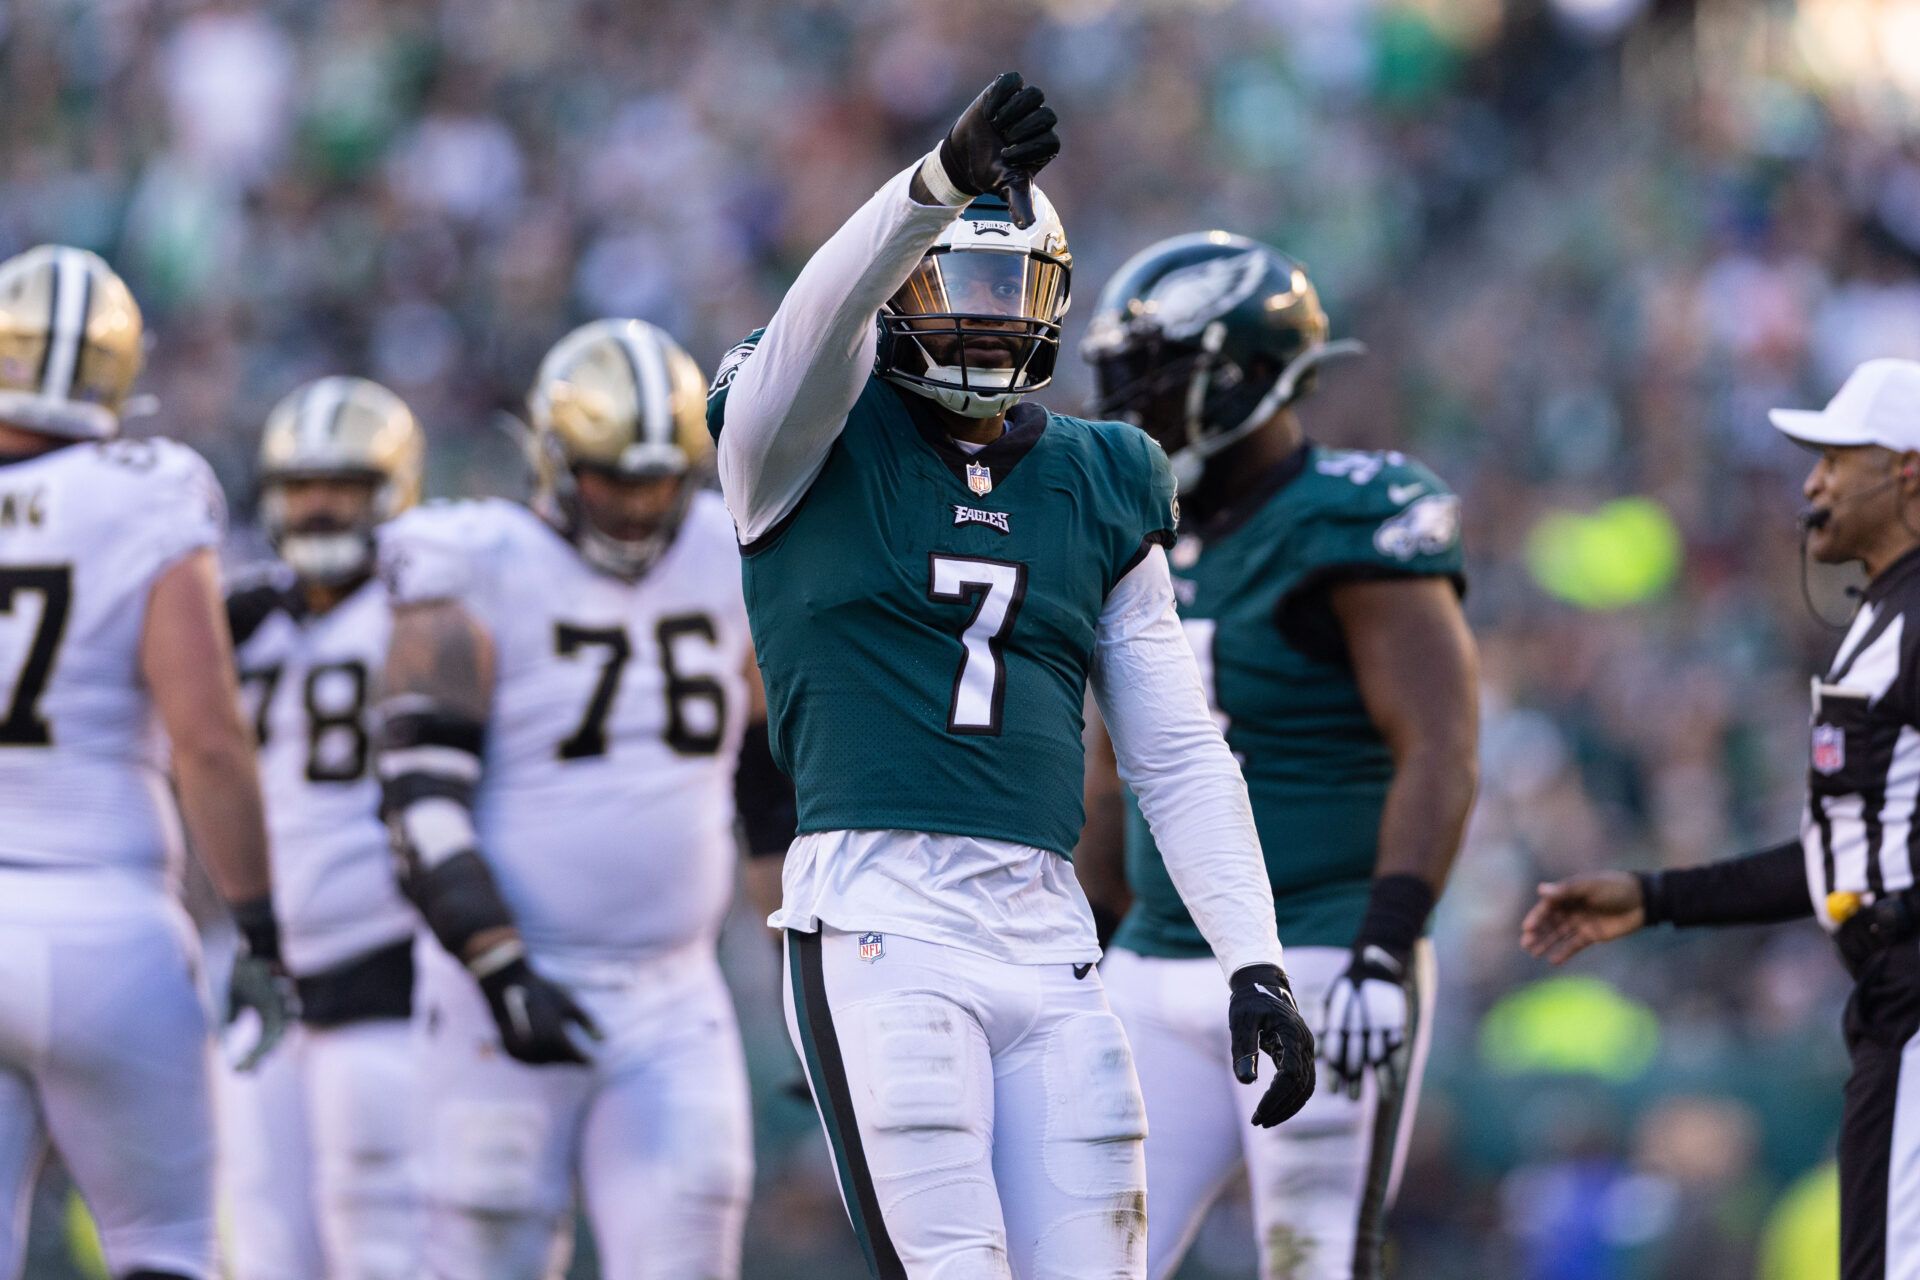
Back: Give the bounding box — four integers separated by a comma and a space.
1093, 547, 1284, 979
717, 158, 965, 543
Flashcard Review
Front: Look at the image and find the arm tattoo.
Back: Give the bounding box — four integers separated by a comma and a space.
384, 601, 494, 721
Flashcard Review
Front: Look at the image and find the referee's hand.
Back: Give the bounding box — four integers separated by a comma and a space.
1521, 873, 1646, 965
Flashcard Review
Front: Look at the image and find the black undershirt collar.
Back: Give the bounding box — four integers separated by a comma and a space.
893, 386, 1049, 488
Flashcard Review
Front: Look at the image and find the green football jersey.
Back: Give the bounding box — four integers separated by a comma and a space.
709, 354, 1176, 857
1115, 443, 1465, 956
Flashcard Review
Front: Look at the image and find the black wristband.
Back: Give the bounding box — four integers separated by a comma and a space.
231, 895, 281, 964
1354, 874, 1435, 961
410, 851, 516, 961
1635, 871, 1669, 926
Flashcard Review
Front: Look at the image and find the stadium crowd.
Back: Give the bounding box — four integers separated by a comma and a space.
6, 0, 1920, 1273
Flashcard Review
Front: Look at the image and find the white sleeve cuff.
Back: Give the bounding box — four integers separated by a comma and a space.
914, 147, 973, 208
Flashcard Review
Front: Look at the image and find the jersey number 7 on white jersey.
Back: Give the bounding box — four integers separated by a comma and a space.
0, 565, 72, 747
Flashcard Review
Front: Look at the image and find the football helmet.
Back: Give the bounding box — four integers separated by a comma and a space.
1083, 232, 1362, 488
0, 245, 144, 441
258, 377, 425, 585
527, 318, 712, 580
876, 188, 1071, 419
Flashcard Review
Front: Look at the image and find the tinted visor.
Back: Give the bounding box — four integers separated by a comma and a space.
893, 248, 1068, 324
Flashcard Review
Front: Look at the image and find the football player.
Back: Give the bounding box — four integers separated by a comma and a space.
1079, 234, 1479, 1280
375, 319, 767, 1280
0, 245, 289, 1280
708, 74, 1315, 1279
216, 377, 426, 1280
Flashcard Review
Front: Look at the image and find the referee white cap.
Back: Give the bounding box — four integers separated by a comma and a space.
1771, 358, 1920, 450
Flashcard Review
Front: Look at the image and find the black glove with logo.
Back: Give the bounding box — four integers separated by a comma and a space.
934, 71, 1061, 228
1228, 963, 1317, 1127
471, 943, 603, 1066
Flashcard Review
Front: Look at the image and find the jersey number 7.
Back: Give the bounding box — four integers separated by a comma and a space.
0, 565, 72, 747
929, 556, 1027, 736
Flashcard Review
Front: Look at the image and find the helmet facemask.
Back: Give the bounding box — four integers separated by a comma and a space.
527, 318, 714, 582
261, 471, 393, 587
1085, 238, 1363, 490
537, 431, 706, 584
877, 191, 1071, 420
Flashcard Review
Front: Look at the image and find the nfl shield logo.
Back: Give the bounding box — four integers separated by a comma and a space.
857, 932, 885, 963
966, 462, 993, 496
1813, 724, 1845, 774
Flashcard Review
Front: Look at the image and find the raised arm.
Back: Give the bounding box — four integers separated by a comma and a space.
1091, 546, 1315, 1126
715, 72, 1060, 542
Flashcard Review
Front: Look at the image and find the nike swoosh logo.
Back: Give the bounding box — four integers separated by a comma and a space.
1388, 483, 1425, 504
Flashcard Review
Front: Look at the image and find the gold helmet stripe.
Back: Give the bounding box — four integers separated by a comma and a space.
39, 248, 93, 401
617, 323, 674, 449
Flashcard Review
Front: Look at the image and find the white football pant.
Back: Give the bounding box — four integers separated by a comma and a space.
216, 1018, 418, 1280
414, 939, 753, 1280
0, 875, 215, 1280
784, 927, 1149, 1280
1103, 942, 1436, 1280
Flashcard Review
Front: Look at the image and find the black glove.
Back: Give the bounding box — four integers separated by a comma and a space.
226, 896, 296, 1073
1228, 963, 1316, 1127
473, 946, 603, 1066
937, 71, 1061, 228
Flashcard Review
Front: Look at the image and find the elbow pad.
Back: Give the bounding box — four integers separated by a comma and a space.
735, 720, 798, 858
377, 700, 509, 956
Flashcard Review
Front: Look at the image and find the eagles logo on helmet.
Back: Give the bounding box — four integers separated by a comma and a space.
527, 318, 713, 581
1083, 231, 1364, 489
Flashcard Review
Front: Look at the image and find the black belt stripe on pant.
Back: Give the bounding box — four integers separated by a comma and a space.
789, 930, 908, 1280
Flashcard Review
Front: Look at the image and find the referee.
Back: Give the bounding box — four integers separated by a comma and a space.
1521, 358, 1920, 1280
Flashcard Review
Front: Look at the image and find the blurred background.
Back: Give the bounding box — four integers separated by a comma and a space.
12, 0, 1920, 1273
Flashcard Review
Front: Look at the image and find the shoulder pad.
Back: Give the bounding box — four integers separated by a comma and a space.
705, 328, 768, 440
225, 579, 292, 648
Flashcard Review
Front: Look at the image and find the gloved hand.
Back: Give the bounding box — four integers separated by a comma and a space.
1228, 963, 1316, 1127
1317, 944, 1410, 1099
931, 71, 1061, 227
226, 896, 296, 1073
471, 942, 603, 1066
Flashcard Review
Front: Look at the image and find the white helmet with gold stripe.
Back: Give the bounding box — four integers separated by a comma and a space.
258, 376, 425, 585
527, 318, 712, 580
0, 245, 145, 440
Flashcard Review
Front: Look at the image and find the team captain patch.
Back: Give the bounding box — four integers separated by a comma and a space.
952, 504, 1010, 534
858, 932, 885, 962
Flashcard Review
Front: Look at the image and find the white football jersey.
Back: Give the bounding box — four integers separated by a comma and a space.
377, 492, 750, 960
234, 575, 415, 976
0, 438, 225, 879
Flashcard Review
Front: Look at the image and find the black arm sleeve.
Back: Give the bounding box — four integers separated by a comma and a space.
1636, 839, 1812, 928
734, 719, 798, 859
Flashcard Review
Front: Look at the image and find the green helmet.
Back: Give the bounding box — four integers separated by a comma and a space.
1082, 232, 1361, 488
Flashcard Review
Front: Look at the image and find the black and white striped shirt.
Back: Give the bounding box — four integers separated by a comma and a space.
1805, 547, 1920, 929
